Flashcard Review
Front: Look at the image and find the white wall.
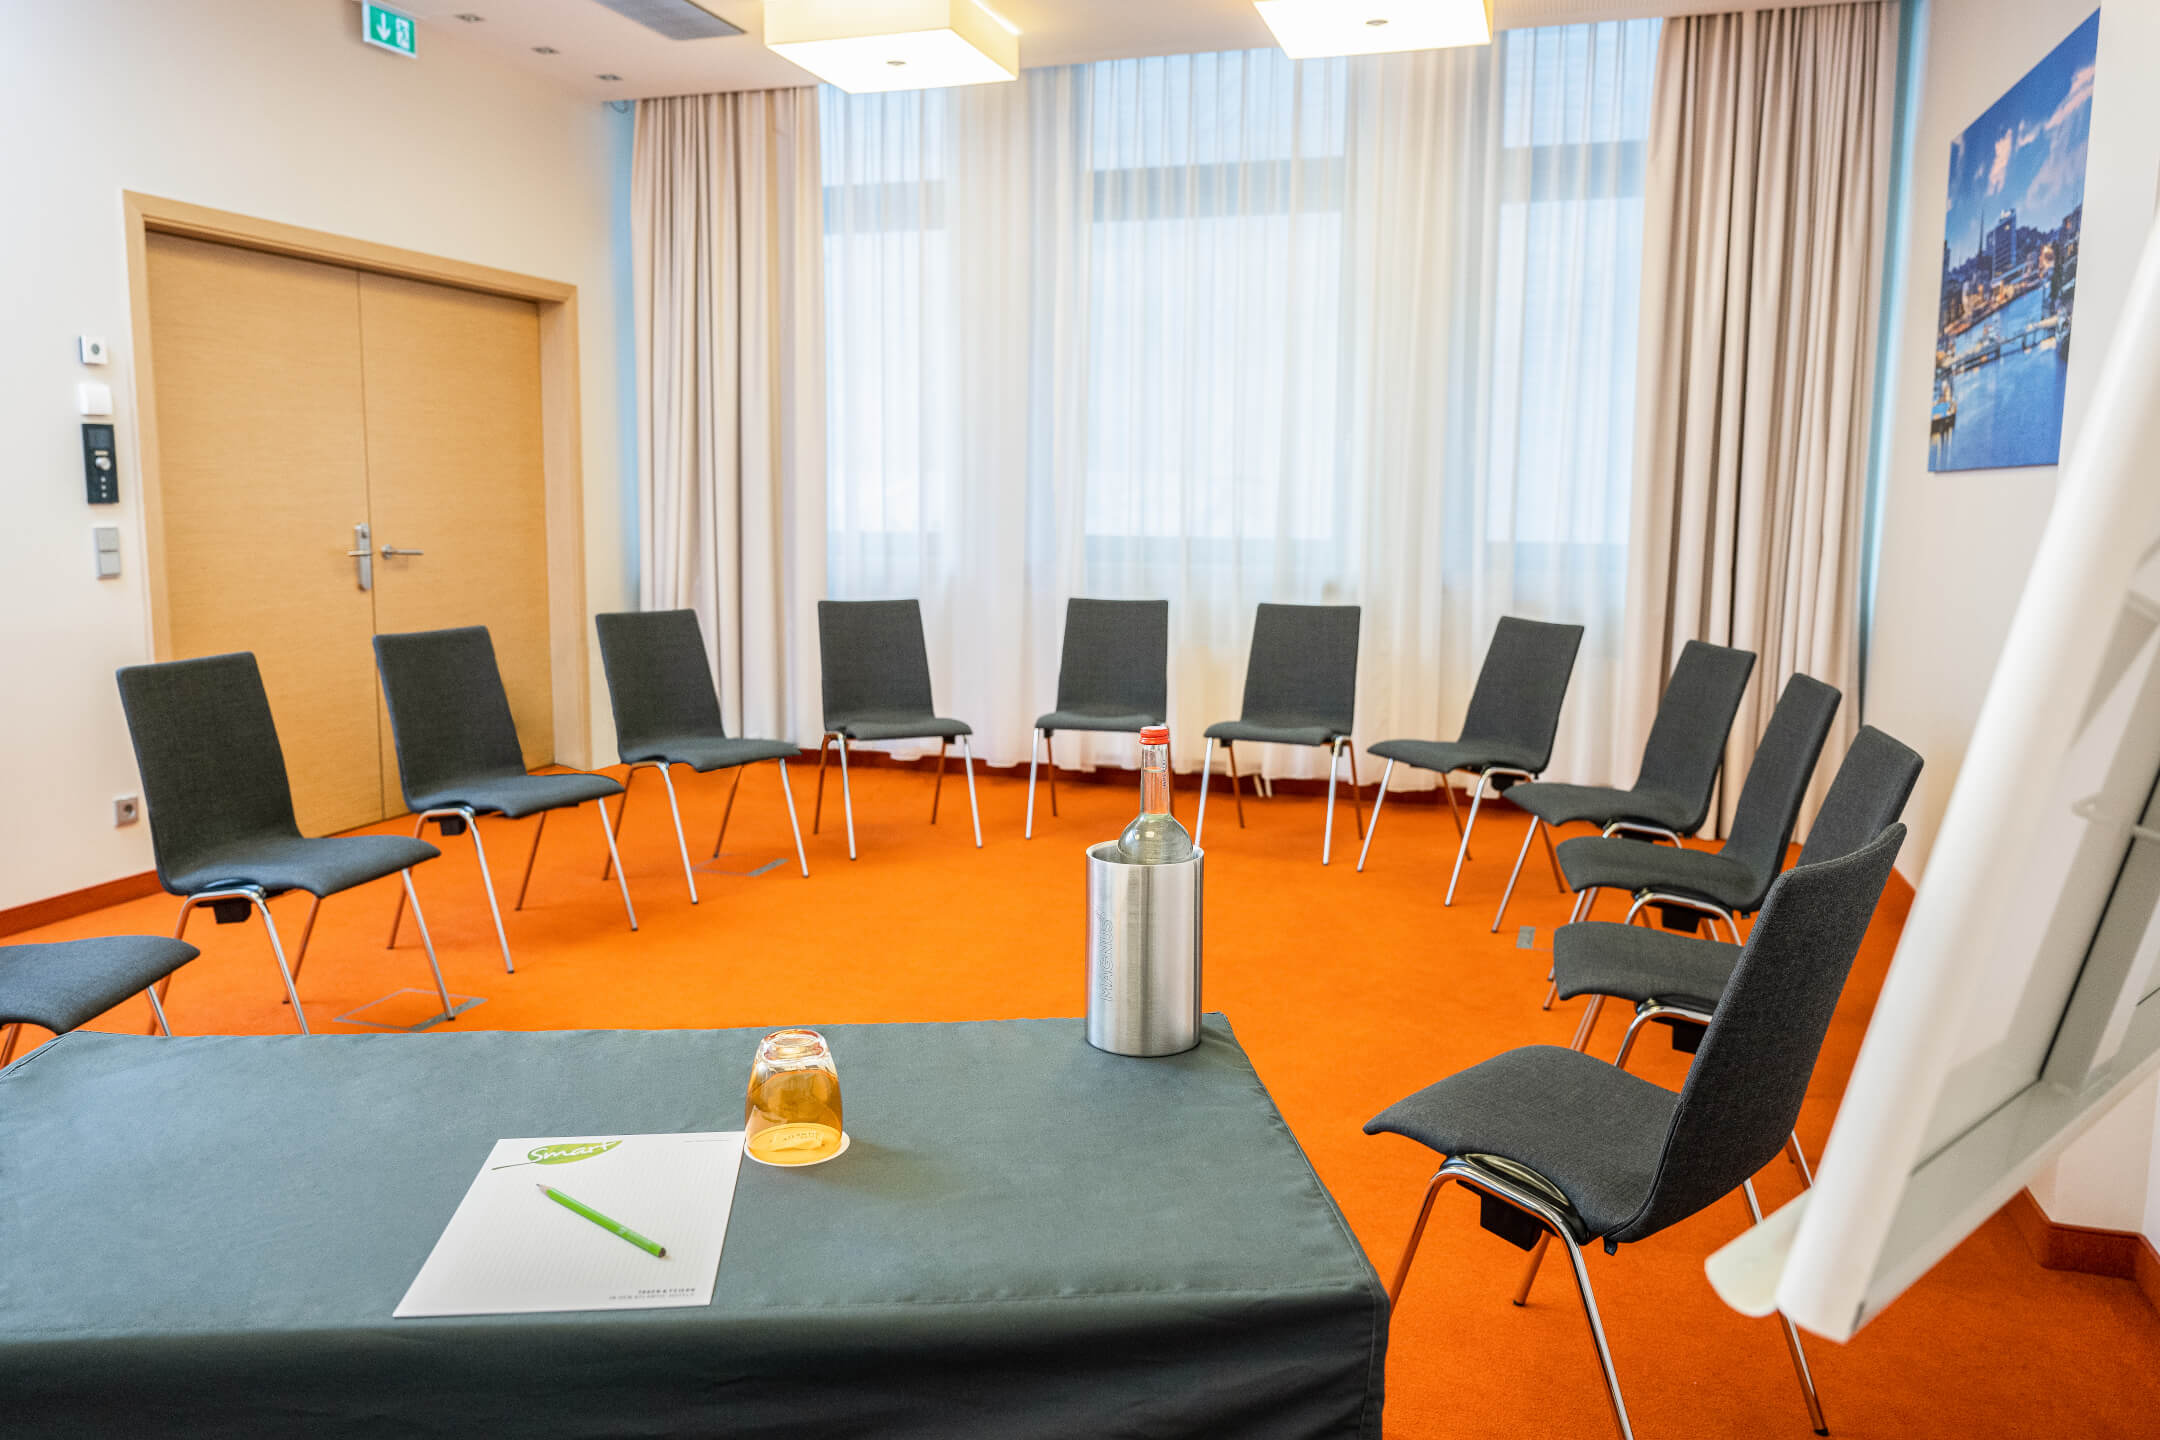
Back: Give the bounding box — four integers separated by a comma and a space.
1866, 0, 2160, 1238
0, 0, 631, 911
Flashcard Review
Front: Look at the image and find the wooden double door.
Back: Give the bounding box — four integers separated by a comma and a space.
145, 233, 554, 836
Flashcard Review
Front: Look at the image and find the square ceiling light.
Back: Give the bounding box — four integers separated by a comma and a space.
764, 0, 1020, 93
1254, 0, 1493, 59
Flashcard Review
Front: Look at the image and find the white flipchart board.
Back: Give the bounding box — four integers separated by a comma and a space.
1707, 210, 2160, 1341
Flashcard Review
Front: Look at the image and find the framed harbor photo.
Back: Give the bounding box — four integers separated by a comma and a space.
1929, 10, 2098, 472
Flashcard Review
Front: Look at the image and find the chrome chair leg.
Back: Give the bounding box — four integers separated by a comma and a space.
960, 736, 983, 849
1743, 1179, 1830, 1436
1511, 1233, 1551, 1306
400, 868, 456, 1019
712, 765, 744, 859
177, 887, 309, 1035
838, 736, 857, 861
604, 773, 632, 877
1195, 737, 1216, 845
1786, 1133, 1816, 1187
1541, 819, 1566, 888
2, 1023, 22, 1065
1357, 759, 1394, 872
1557, 1218, 1637, 1440
1493, 817, 1541, 933
519, 810, 551, 908
1387, 1169, 1452, 1305
287, 894, 324, 988
813, 733, 832, 833
654, 763, 698, 904
930, 738, 948, 823
776, 760, 810, 877
464, 809, 516, 974
1346, 744, 1365, 841
144, 982, 173, 1037
387, 809, 430, 950
1569, 994, 1606, 1051
1226, 741, 1248, 827
1445, 772, 1492, 906
596, 797, 638, 931
1323, 739, 1343, 865
1025, 728, 1043, 839
1442, 773, 1467, 839
1046, 733, 1059, 817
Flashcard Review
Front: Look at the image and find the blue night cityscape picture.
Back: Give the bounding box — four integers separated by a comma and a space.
1930, 9, 2098, 473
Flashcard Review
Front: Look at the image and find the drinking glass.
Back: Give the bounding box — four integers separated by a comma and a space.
744, 1028, 844, 1166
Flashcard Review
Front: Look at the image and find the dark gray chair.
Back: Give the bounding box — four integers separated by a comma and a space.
1491, 639, 1757, 933
375, 627, 636, 975
1551, 672, 1842, 954
1359, 616, 1584, 903
1, 936, 200, 1063
1555, 726, 1922, 1094
117, 653, 453, 1032
595, 610, 808, 901
1197, 603, 1363, 865
815, 599, 980, 860
1026, 598, 1171, 839
1367, 823, 1907, 1440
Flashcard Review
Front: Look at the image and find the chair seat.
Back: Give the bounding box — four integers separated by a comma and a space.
166, 835, 442, 900
1203, 719, 1341, 748
623, 735, 799, 773
1368, 737, 1542, 776
1035, 708, 1161, 735
1508, 781, 1699, 833
1365, 1045, 1676, 1242
1552, 922, 1741, 1011
407, 771, 625, 821
1556, 835, 1764, 911
833, 714, 973, 742
0, 937, 201, 1034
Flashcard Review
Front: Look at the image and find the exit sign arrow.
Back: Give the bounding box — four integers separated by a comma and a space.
361, 2, 418, 58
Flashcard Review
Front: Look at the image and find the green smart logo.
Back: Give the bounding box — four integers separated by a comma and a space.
527, 1140, 621, 1166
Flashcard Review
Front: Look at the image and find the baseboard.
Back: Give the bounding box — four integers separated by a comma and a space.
2005, 1187, 2160, 1312
0, 870, 164, 939
817, 745, 1468, 803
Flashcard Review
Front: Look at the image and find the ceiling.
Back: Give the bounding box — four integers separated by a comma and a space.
399, 0, 1821, 103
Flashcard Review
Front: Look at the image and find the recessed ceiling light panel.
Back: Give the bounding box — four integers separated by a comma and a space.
764, 0, 1020, 93
1254, 0, 1493, 59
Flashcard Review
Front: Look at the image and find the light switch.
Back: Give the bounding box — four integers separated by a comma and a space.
93, 524, 122, 579
77, 381, 113, 417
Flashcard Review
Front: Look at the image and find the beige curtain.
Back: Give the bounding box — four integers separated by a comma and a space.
1622, 1, 1896, 833
633, 89, 825, 744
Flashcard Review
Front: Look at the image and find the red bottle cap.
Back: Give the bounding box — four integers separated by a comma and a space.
1139, 725, 1169, 745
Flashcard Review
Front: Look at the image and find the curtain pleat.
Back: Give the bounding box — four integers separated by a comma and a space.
1624, 2, 1895, 834
633, 89, 826, 745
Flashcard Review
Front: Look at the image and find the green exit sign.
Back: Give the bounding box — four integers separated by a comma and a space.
361, 3, 418, 58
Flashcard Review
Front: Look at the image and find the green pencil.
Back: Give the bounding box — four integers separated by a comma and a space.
536, 1183, 668, 1258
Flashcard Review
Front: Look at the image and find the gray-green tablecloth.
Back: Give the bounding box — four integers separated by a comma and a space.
0, 1014, 1385, 1438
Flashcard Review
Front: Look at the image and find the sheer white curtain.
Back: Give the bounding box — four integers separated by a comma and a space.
821, 24, 1659, 784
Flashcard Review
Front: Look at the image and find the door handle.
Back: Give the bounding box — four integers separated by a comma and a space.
379, 545, 426, 559
348, 522, 372, 592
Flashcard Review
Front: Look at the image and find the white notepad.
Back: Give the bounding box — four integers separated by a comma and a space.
395, 1132, 745, 1318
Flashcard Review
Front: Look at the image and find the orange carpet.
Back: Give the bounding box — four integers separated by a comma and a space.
9, 762, 2158, 1437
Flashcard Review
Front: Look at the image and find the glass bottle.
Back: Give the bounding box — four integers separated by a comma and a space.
1117, 725, 1196, 863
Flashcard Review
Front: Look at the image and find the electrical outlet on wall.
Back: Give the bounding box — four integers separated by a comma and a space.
114, 795, 140, 826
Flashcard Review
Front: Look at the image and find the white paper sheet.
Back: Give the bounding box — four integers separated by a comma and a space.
395, 1132, 745, 1318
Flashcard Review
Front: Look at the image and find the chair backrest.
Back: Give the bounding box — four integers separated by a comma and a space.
1715, 672, 1842, 899
1633, 640, 1757, 834
1611, 822, 1906, 1244
1238, 604, 1360, 735
1795, 726, 1924, 867
595, 610, 728, 759
116, 653, 302, 890
1054, 598, 1169, 722
819, 599, 937, 728
373, 627, 529, 806
1457, 617, 1585, 772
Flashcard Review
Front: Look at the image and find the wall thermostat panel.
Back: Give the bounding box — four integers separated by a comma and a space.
82, 423, 119, 505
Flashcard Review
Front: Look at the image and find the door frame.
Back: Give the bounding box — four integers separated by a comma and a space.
123, 191, 592, 769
